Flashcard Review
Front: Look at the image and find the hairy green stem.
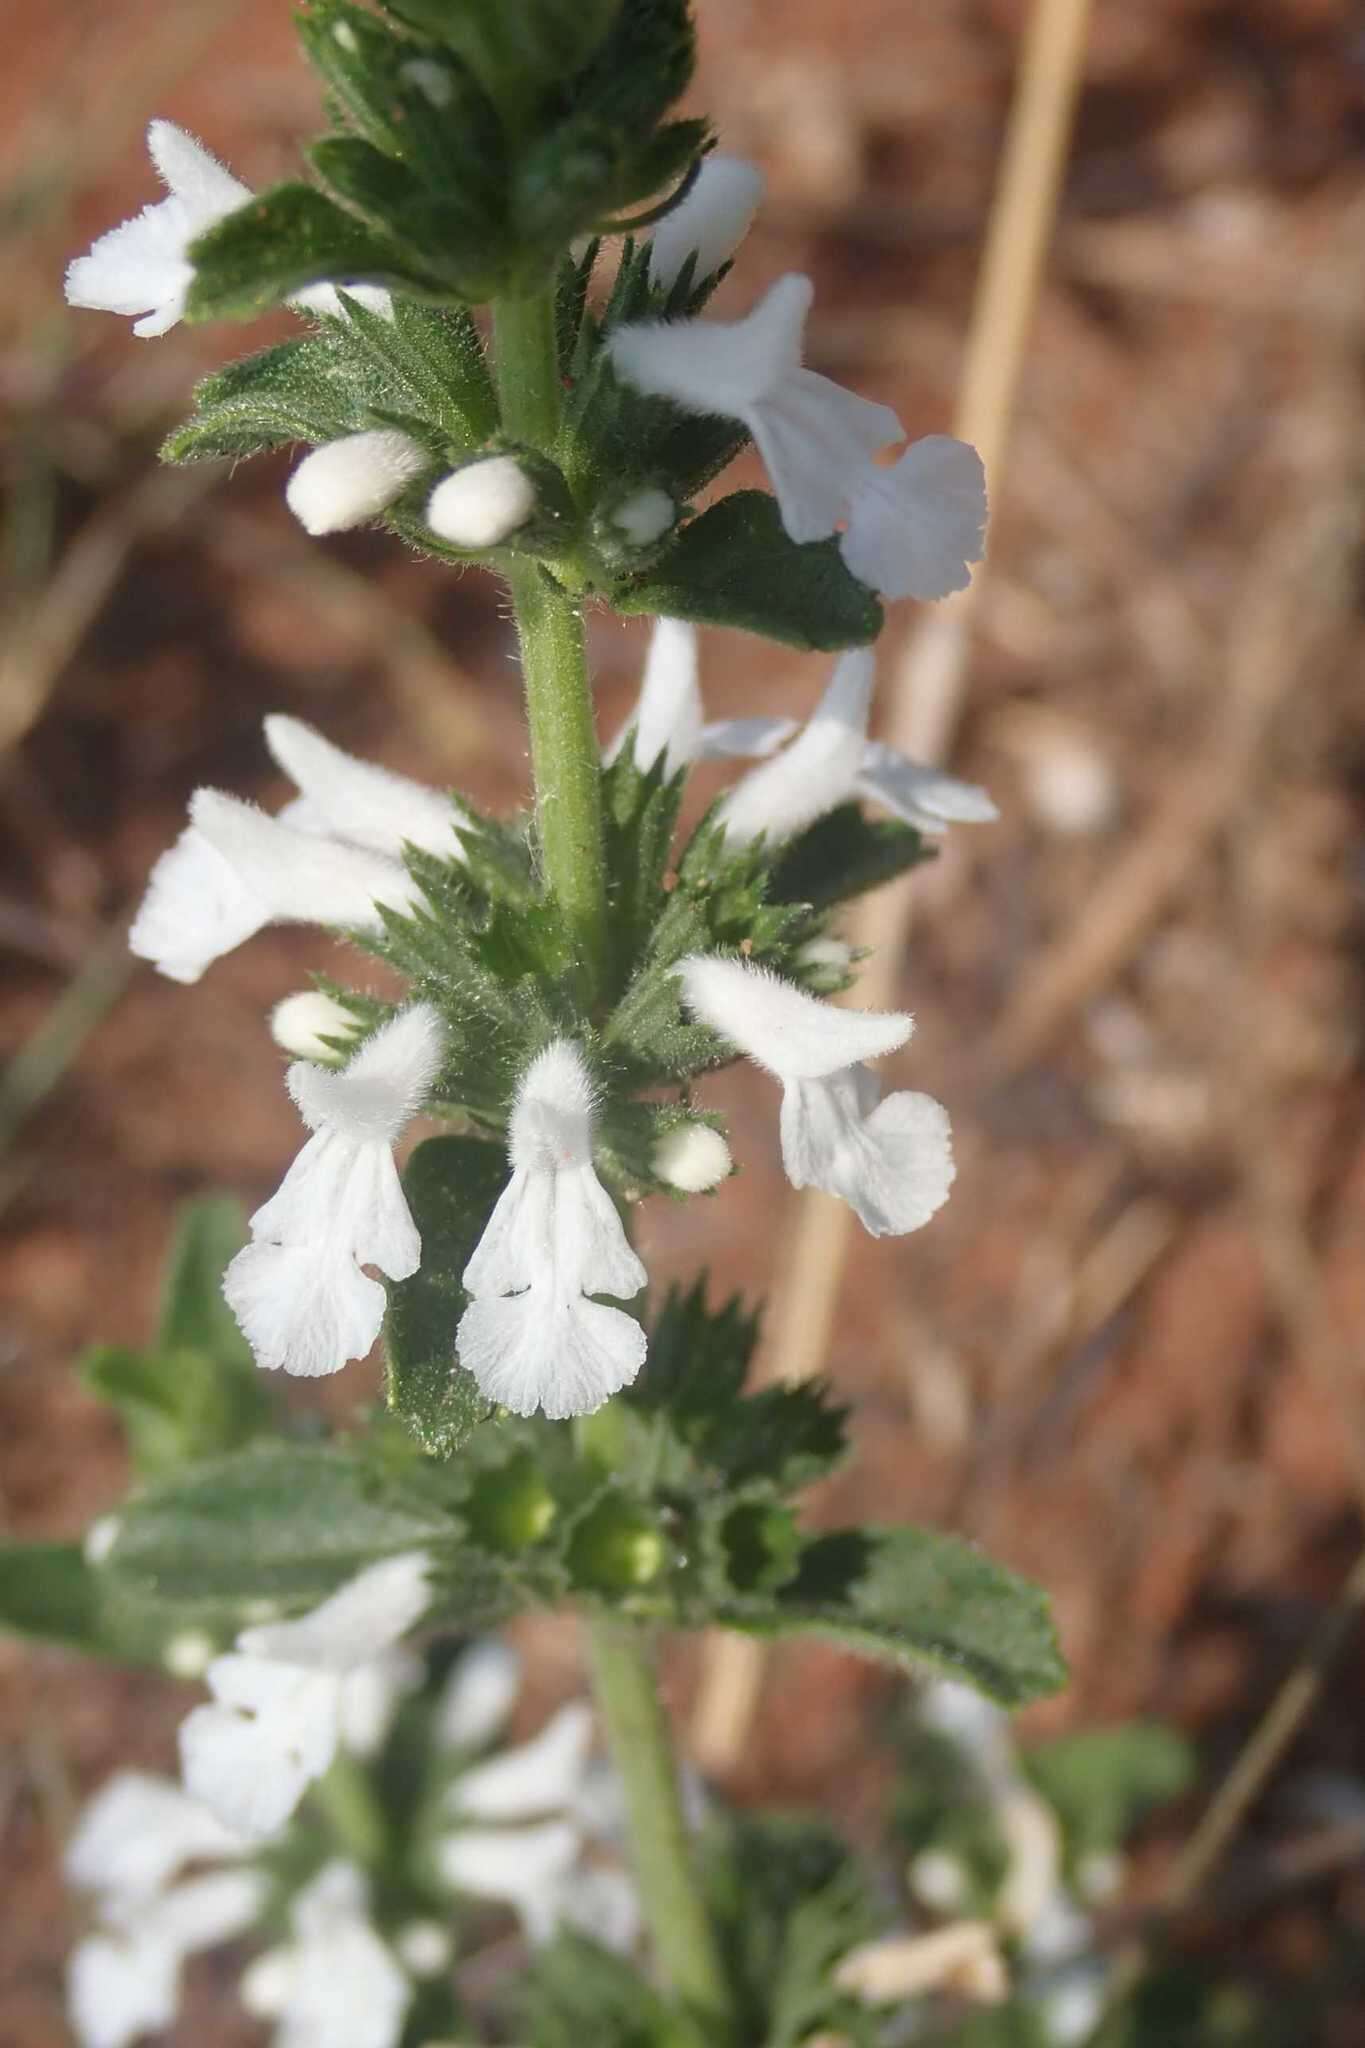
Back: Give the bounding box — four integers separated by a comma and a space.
492, 292, 608, 997
491, 289, 728, 2023
584, 1613, 732, 2027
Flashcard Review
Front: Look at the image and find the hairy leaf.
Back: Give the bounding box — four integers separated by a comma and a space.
386, 1136, 504, 1456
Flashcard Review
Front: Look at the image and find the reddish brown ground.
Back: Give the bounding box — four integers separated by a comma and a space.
4, 0, 1365, 2039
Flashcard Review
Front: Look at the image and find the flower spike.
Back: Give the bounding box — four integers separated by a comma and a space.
678, 955, 954, 1236
608, 274, 903, 545
457, 1040, 647, 1419
179, 1553, 433, 1840
224, 1004, 443, 1379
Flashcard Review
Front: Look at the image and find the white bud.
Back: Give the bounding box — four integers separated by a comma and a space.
608, 487, 675, 549
908, 1848, 969, 1915
395, 1920, 454, 1976
240, 1948, 293, 2019
285, 429, 429, 536
1075, 1848, 1124, 1905
652, 1122, 732, 1193
270, 991, 362, 1062
426, 456, 537, 549
83, 1515, 121, 1565
797, 936, 854, 973
648, 155, 765, 290
163, 1630, 216, 1679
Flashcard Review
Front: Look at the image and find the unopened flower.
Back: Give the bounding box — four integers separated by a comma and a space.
179, 1552, 433, 1840
604, 616, 703, 778
678, 955, 954, 1236
64, 119, 391, 338
224, 1004, 443, 1378
426, 455, 537, 549
603, 486, 676, 550
608, 274, 902, 544
65, 1771, 261, 2048
457, 1041, 647, 1419
286, 430, 430, 536
841, 435, 987, 601
647, 154, 765, 290
270, 992, 363, 1063
131, 715, 464, 984
652, 1121, 732, 1192
241, 1862, 411, 2048
710, 649, 998, 846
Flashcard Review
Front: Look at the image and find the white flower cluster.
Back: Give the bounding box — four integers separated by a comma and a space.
127, 620, 982, 1414
64, 1615, 640, 2048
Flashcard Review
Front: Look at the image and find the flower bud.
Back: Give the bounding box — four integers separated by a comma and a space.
163, 1630, 216, 1679
395, 1921, 454, 1976
568, 1496, 668, 1591
466, 1452, 558, 1552
648, 155, 765, 290
285, 428, 428, 535
426, 455, 537, 549
270, 991, 361, 1062
652, 1121, 732, 1192
83, 1515, 121, 1564
603, 486, 676, 551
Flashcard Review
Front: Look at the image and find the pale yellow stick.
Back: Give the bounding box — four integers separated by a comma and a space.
691, 0, 1097, 1776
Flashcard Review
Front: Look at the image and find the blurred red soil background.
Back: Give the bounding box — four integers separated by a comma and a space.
4, 0, 1365, 2039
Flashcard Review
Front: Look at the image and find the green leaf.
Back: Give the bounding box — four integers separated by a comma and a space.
385, 1136, 503, 1456
522, 1929, 698, 2048
103, 1444, 461, 1605
162, 335, 364, 462
615, 492, 884, 650
184, 184, 442, 324
0, 1540, 246, 1667
155, 1197, 255, 1365
599, 747, 686, 1001
769, 802, 933, 909
714, 1525, 1067, 1708
82, 1345, 268, 1479
1024, 1723, 1196, 1861
703, 1815, 882, 2048
0, 1542, 100, 1650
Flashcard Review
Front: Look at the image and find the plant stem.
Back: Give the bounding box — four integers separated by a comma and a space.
493, 292, 608, 997
584, 1613, 732, 2028
312, 1752, 389, 1869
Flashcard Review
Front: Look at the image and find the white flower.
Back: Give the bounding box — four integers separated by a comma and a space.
604, 616, 703, 778
223, 1003, 443, 1378
69, 1870, 265, 2048
64, 120, 392, 338
457, 1040, 647, 1419
435, 1639, 524, 1751
426, 455, 537, 548
65, 121, 249, 337
647, 154, 765, 290
651, 1122, 732, 1192
65, 1771, 261, 2048
710, 649, 998, 846
131, 713, 464, 985
243, 1862, 412, 2048
435, 1697, 640, 1953
677, 955, 954, 1236
286, 430, 430, 536
451, 1702, 594, 1822
840, 435, 987, 601
65, 1771, 248, 1905
271, 991, 364, 1062
179, 1552, 433, 1840
608, 274, 902, 544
